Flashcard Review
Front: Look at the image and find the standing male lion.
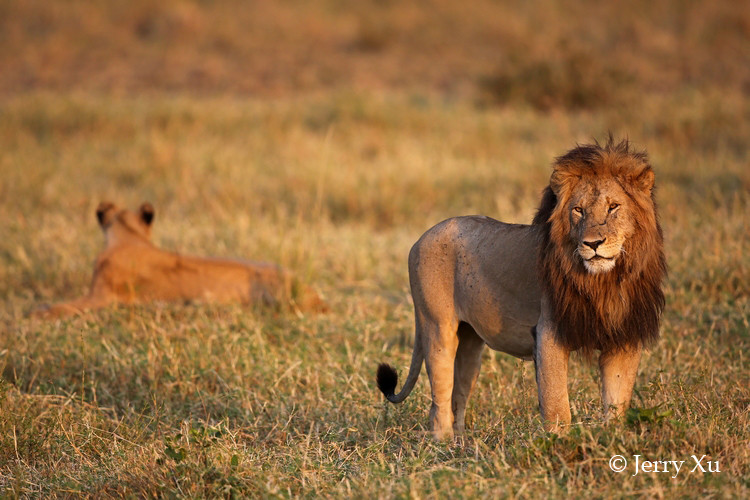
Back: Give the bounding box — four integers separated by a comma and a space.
377, 137, 666, 439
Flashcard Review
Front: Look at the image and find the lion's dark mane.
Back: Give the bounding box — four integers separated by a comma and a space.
533, 138, 667, 354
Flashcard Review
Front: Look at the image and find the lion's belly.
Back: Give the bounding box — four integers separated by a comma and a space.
456, 281, 540, 360
465, 312, 537, 360
475, 322, 534, 360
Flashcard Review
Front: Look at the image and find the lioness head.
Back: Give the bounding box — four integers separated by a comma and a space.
96, 201, 155, 246
547, 139, 656, 275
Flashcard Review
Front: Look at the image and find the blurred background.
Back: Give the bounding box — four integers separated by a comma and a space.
2, 0, 748, 105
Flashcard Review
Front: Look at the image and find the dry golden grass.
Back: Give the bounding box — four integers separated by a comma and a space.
1, 0, 749, 497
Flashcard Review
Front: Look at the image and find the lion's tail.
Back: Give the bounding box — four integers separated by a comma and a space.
376, 336, 424, 404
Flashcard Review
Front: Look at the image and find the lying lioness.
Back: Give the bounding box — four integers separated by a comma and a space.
35, 201, 327, 317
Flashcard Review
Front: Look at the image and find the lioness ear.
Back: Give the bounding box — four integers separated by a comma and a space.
96, 201, 115, 227
139, 202, 155, 226
634, 168, 655, 193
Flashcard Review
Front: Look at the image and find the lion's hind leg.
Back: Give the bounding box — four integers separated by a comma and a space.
422, 315, 460, 440
451, 322, 485, 437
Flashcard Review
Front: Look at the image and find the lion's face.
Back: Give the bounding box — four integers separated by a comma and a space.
96, 201, 154, 247
545, 141, 657, 277
566, 178, 635, 274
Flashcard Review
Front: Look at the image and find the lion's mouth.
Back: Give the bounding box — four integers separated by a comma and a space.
582, 254, 617, 274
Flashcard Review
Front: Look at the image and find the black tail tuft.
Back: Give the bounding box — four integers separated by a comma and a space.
376, 363, 398, 398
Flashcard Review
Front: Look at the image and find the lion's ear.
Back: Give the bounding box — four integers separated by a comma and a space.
634, 168, 655, 193
139, 202, 155, 226
550, 169, 577, 197
96, 201, 115, 227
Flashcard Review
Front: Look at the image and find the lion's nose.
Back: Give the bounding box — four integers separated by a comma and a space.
583, 238, 606, 251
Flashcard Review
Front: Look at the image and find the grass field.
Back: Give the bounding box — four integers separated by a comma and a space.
1, 1, 749, 498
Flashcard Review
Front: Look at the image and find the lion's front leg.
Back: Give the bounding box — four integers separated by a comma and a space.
534, 300, 572, 432
599, 344, 642, 420
32, 294, 114, 318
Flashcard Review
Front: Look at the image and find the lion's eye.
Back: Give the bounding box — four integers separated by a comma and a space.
572, 207, 583, 215
608, 203, 620, 212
